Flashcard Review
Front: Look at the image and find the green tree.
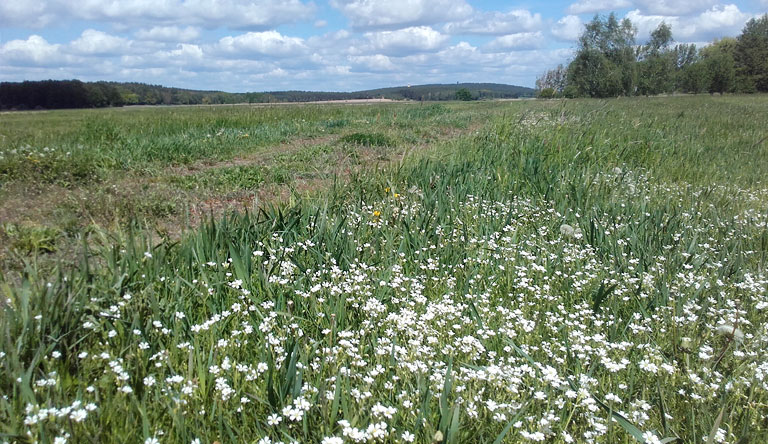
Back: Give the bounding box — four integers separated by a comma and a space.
538, 88, 556, 99
701, 38, 738, 94
679, 61, 709, 93
637, 22, 676, 95
567, 13, 637, 97
455, 88, 472, 101
535, 64, 568, 96
735, 14, 768, 92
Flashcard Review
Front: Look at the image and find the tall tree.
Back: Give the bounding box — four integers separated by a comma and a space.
567, 13, 637, 97
700, 38, 738, 94
637, 23, 676, 95
735, 14, 768, 92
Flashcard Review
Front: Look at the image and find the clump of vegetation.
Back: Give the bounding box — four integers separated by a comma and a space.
455, 88, 473, 101
169, 165, 265, 191
2, 223, 61, 254
340, 132, 394, 147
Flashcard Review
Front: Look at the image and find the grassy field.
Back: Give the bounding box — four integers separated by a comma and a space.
0, 101, 492, 271
1, 96, 767, 444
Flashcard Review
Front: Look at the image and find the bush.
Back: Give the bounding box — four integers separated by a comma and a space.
455, 88, 473, 101
538, 88, 556, 99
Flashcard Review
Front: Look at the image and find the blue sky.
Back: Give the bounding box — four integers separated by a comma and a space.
1, 0, 765, 92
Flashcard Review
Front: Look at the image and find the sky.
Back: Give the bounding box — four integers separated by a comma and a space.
1, 1, 766, 92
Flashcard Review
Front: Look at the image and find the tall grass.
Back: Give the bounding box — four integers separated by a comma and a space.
1, 96, 767, 443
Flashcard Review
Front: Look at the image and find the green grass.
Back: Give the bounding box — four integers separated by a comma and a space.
1, 96, 767, 444
339, 132, 394, 147
0, 102, 494, 270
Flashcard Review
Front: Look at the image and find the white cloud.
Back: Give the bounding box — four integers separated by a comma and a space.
321, 65, 351, 76
632, 0, 718, 16
624, 10, 674, 37
0, 0, 315, 29
167, 44, 205, 62
436, 41, 480, 61
443, 9, 543, 35
566, 0, 631, 15
626, 4, 751, 41
691, 4, 751, 34
69, 29, 130, 56
307, 30, 353, 50
215, 31, 308, 58
330, 0, 472, 29
486, 32, 546, 51
349, 54, 397, 71
0, 35, 73, 67
0, 0, 57, 27
134, 26, 200, 42
364, 26, 450, 56
552, 15, 583, 41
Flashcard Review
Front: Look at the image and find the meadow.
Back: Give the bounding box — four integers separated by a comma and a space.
1, 95, 767, 444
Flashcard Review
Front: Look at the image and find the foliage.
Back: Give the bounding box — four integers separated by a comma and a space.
543, 13, 768, 97
567, 13, 637, 97
735, 14, 768, 92
636, 23, 676, 95
535, 64, 568, 96
0, 82, 535, 111
537, 87, 556, 99
701, 38, 738, 94
454, 88, 473, 101
0, 80, 124, 110
1, 223, 61, 254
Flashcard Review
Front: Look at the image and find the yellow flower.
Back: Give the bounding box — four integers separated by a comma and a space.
393, 193, 400, 198
385, 187, 391, 193
373, 210, 381, 217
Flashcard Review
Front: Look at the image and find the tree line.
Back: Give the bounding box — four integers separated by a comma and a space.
0, 80, 535, 110
537, 13, 768, 98
0, 81, 248, 110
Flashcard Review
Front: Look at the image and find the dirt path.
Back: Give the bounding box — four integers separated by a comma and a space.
0, 120, 484, 272
167, 135, 338, 177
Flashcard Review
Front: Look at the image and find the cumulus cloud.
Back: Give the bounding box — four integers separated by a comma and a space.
69, 29, 131, 56
330, 0, 472, 29
364, 26, 450, 56
167, 44, 205, 63
632, 0, 718, 16
552, 15, 583, 41
0, 0, 58, 27
0, 0, 315, 29
485, 32, 546, 51
134, 26, 200, 42
566, 0, 631, 15
626, 4, 751, 41
348, 54, 397, 71
215, 31, 308, 58
0, 35, 73, 67
443, 9, 543, 35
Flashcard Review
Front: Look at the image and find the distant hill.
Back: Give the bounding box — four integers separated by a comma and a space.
265, 83, 535, 102
0, 80, 534, 110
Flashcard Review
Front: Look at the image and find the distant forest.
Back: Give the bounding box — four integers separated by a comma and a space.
537, 13, 768, 98
0, 81, 534, 110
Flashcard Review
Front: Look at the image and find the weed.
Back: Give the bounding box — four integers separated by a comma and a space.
2, 222, 61, 254
340, 132, 395, 147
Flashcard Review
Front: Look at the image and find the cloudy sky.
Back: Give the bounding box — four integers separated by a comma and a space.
1, 0, 765, 92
